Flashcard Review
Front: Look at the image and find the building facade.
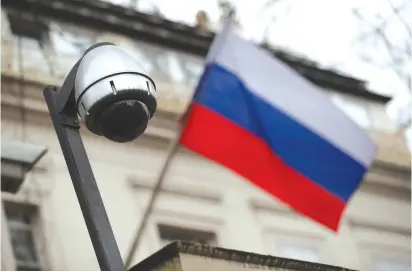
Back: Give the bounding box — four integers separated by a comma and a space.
1, 0, 411, 270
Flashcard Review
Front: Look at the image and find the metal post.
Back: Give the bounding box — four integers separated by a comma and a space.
43, 86, 124, 271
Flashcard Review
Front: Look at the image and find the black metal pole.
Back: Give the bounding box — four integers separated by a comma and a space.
43, 86, 124, 271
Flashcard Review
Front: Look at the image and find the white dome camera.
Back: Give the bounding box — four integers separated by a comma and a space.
71, 42, 157, 143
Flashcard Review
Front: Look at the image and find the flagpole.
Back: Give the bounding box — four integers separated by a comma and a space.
123, 16, 234, 269
123, 127, 183, 268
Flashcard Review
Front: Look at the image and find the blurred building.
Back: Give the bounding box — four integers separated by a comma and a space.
1, 0, 410, 271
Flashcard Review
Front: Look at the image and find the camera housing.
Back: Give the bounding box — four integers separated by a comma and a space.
74, 44, 157, 143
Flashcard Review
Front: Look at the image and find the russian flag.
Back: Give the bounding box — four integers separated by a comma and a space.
179, 25, 376, 231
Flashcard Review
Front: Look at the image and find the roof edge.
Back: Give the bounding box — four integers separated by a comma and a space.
130, 241, 354, 271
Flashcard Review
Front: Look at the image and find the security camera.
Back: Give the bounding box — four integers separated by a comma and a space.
71, 43, 157, 143
43, 43, 157, 270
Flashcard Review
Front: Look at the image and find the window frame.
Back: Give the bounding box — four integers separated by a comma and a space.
2, 201, 47, 271
49, 22, 98, 58
157, 224, 218, 248
264, 230, 325, 263
350, 223, 411, 271
146, 209, 223, 255
251, 201, 334, 265
360, 245, 411, 271
175, 52, 204, 86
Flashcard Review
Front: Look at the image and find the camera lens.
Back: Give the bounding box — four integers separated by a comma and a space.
96, 100, 149, 143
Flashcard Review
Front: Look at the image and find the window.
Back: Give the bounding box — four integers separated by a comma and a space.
362, 250, 412, 271
351, 224, 411, 271
371, 256, 411, 271
265, 232, 323, 263
130, 41, 204, 87
157, 224, 217, 248
128, 46, 154, 74
165, 51, 204, 86
130, 43, 171, 80
50, 24, 97, 57
4, 202, 42, 271
179, 55, 204, 86
48, 23, 99, 78
142, 45, 170, 80
167, 53, 186, 83
277, 244, 320, 262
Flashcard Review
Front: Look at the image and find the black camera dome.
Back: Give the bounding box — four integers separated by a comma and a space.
96, 100, 149, 143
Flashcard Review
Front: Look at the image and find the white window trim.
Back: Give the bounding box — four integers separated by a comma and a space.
252, 202, 336, 265
350, 222, 411, 271
157, 224, 218, 249
49, 22, 97, 57
263, 229, 327, 262
359, 245, 411, 271
149, 210, 224, 250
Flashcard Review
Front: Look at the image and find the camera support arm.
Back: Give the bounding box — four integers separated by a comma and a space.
56, 59, 81, 116
43, 42, 124, 271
